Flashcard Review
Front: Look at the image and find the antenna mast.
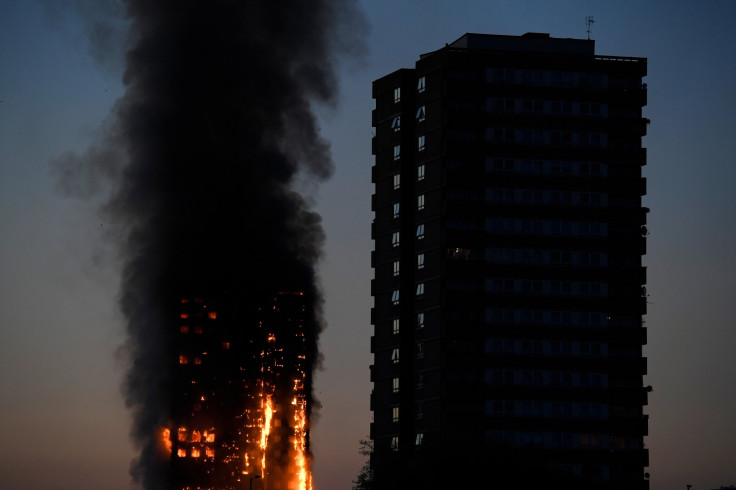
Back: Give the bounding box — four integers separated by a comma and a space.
586, 16, 595, 40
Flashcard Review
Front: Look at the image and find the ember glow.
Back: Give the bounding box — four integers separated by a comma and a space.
169, 293, 313, 489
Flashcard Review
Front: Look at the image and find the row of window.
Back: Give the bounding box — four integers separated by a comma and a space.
176, 447, 216, 458
389, 343, 426, 364
392, 77, 426, 103
487, 429, 610, 451
391, 253, 425, 276
390, 223, 425, 247
389, 433, 425, 451
485, 338, 607, 357
486, 218, 607, 236
486, 188, 607, 206
389, 313, 425, 336
390, 192, 427, 218
393, 145, 425, 164
486, 67, 608, 88
486, 127, 607, 147
486, 278, 608, 297
485, 157, 607, 176
485, 369, 608, 387
486, 248, 606, 266
485, 308, 608, 327
487, 98, 606, 117
486, 400, 608, 420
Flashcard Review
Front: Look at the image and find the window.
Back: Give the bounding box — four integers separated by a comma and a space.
416, 342, 424, 359
416, 105, 426, 121
416, 283, 425, 296
392, 377, 400, 393
418, 135, 425, 151
417, 312, 425, 329
417, 164, 425, 181
391, 348, 400, 364
417, 76, 426, 93
417, 194, 425, 210
416, 403, 424, 420
393, 260, 400, 276
417, 253, 425, 269
393, 145, 401, 160
392, 231, 400, 247
416, 433, 424, 446
391, 116, 400, 132
392, 318, 400, 335
391, 290, 400, 305
393, 173, 400, 189
393, 87, 401, 103
416, 224, 425, 239
393, 202, 400, 218
391, 436, 399, 451
392, 406, 400, 422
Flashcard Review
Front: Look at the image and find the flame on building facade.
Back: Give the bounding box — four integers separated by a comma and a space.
162, 292, 313, 490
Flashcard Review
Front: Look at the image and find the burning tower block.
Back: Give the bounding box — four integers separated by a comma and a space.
165, 292, 313, 490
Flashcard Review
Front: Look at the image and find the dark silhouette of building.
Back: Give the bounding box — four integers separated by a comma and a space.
370, 33, 649, 489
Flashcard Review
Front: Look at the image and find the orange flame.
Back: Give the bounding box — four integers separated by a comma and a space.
162, 428, 172, 454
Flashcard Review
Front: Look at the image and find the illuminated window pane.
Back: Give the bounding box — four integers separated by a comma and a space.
393, 260, 400, 276
177, 448, 186, 458
391, 348, 399, 364
392, 318, 400, 335
191, 431, 201, 442
393, 145, 401, 160
392, 406, 399, 422
179, 355, 188, 365
392, 232, 400, 247
417, 194, 425, 210
206, 448, 215, 458
417, 76, 426, 93
391, 290, 400, 305
194, 326, 203, 334
180, 313, 189, 319
417, 253, 425, 269
392, 377, 400, 393
391, 436, 399, 451
393, 173, 400, 189
180, 325, 190, 334
394, 87, 401, 103
191, 448, 200, 458
417, 164, 425, 181
208, 311, 217, 319
222, 342, 230, 350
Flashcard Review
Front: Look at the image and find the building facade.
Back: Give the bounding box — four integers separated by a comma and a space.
169, 292, 312, 490
370, 33, 648, 489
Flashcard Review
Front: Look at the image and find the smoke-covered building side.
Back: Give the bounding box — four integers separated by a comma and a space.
370, 33, 648, 489
165, 292, 312, 490
49, 1, 366, 489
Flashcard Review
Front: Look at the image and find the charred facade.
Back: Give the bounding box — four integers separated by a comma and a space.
167, 292, 312, 490
370, 33, 649, 489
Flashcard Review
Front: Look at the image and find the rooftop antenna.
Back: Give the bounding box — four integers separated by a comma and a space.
586, 16, 595, 40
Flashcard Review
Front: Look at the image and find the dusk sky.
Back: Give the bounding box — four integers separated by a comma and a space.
1, 1, 736, 489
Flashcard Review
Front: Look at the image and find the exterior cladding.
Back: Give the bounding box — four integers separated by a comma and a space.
370, 33, 648, 489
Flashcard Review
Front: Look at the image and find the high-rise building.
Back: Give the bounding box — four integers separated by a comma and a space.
370, 33, 648, 489
169, 292, 312, 490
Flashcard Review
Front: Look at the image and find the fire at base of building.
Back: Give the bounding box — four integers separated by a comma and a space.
160, 292, 313, 490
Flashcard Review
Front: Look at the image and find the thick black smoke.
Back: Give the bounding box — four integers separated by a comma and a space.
52, 1, 366, 487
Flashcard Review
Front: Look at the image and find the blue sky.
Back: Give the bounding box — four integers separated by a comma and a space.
1, 1, 735, 489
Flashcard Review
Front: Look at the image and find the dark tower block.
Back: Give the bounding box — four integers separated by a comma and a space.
370, 33, 648, 490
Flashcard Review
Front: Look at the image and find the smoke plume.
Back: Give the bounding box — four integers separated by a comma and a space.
52, 0, 366, 487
